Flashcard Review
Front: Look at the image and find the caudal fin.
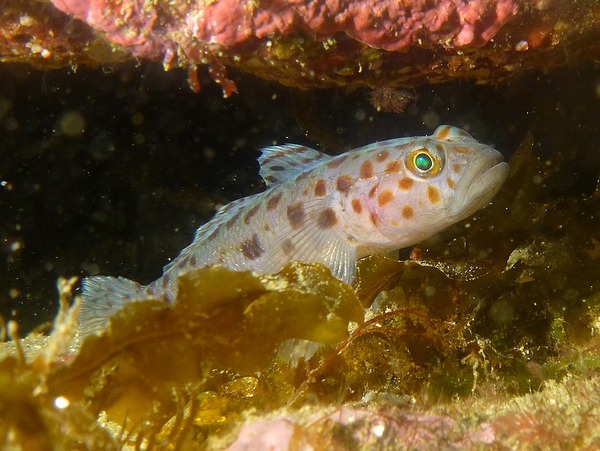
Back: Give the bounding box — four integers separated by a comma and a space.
79, 276, 141, 335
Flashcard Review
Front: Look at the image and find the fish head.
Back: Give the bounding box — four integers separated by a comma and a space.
365, 125, 509, 247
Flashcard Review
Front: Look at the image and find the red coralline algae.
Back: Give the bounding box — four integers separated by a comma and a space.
51, 0, 171, 60
6, 0, 600, 93
52, 0, 520, 58
197, 0, 520, 50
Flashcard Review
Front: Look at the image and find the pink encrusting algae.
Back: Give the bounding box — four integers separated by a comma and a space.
51, 0, 520, 58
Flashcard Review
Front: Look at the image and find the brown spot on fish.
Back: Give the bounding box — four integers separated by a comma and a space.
427, 185, 440, 204
264, 223, 271, 232
327, 154, 349, 169
241, 233, 264, 260
318, 208, 338, 228
189, 255, 198, 266
244, 204, 260, 224
336, 175, 353, 194
282, 239, 295, 256
351, 198, 363, 214
360, 160, 374, 179
288, 160, 298, 167
265, 175, 278, 184
266, 193, 282, 210
447, 177, 456, 189
162, 274, 171, 289
454, 146, 470, 154
398, 177, 414, 191
453, 164, 461, 174
206, 229, 220, 242
314, 179, 327, 197
270, 165, 286, 171
376, 150, 390, 162
385, 161, 401, 173
435, 144, 445, 154
402, 205, 414, 219
287, 202, 306, 229
368, 185, 377, 198
226, 210, 243, 229
378, 189, 394, 206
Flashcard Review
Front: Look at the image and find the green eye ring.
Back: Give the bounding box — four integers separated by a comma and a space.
414, 152, 433, 172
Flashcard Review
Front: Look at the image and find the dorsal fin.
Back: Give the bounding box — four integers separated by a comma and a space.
162, 196, 254, 273
258, 144, 330, 187
192, 197, 252, 243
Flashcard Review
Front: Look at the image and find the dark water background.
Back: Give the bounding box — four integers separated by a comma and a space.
1, 61, 599, 334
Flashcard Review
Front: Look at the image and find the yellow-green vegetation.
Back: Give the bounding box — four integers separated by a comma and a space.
3, 136, 600, 448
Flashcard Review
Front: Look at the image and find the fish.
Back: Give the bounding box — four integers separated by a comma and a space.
79, 125, 509, 334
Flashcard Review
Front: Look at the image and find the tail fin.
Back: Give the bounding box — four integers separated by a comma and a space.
79, 276, 142, 336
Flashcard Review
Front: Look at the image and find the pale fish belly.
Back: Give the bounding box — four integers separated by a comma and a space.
79, 125, 509, 334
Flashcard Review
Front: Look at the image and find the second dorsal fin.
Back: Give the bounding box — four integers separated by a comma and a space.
258, 144, 330, 187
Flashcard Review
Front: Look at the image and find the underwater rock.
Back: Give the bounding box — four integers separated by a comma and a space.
2, 0, 600, 92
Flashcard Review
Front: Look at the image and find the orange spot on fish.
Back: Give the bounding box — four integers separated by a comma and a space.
385, 161, 401, 173
351, 198, 362, 214
398, 177, 413, 191
327, 154, 349, 169
375, 150, 390, 162
453, 164, 461, 174
360, 160, 374, 179
378, 190, 394, 206
336, 175, 353, 194
314, 179, 327, 197
402, 205, 414, 219
447, 177, 455, 189
427, 185, 440, 204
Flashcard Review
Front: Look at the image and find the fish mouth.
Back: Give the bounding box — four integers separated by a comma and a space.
449, 147, 509, 219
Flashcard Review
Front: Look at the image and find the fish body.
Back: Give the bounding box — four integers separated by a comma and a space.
80, 125, 509, 333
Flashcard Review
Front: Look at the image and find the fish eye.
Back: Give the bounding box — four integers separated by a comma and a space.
414, 152, 433, 172
406, 148, 442, 178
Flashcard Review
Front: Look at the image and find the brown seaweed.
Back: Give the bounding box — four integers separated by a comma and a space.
4, 129, 600, 448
